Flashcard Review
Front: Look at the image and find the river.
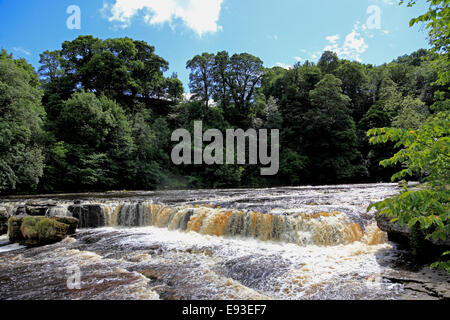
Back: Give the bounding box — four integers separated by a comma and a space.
0, 183, 449, 300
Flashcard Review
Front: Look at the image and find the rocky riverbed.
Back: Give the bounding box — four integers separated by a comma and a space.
0, 183, 449, 300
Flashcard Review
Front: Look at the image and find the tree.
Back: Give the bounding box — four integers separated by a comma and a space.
368, 0, 450, 272
263, 96, 283, 129
367, 112, 449, 271
392, 96, 430, 130
51, 91, 134, 189
186, 51, 265, 127
401, 0, 449, 54
0, 51, 46, 193
335, 60, 369, 121
227, 53, 265, 120
318, 51, 339, 75
186, 53, 215, 110
39, 36, 177, 113
305, 74, 363, 182
129, 106, 171, 189
401, 0, 449, 86
130, 40, 170, 100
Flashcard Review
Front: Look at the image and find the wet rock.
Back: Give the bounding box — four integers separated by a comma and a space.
376, 214, 410, 245
383, 267, 450, 300
0, 207, 9, 235
376, 213, 450, 248
140, 269, 163, 281
24, 201, 59, 216
50, 216, 79, 235
26, 206, 48, 216
7, 216, 78, 247
19, 216, 69, 247
221, 254, 291, 290
15, 206, 26, 216
68, 205, 105, 228
7, 216, 26, 243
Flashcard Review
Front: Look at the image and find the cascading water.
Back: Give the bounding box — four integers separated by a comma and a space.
1, 183, 448, 300
17, 200, 386, 247
112, 204, 384, 246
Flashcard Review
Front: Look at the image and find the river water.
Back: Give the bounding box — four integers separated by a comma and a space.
0, 183, 449, 300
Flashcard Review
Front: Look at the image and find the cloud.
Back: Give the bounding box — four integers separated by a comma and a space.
370, 0, 394, 6
294, 56, 303, 62
275, 62, 293, 70
12, 47, 31, 56
325, 34, 340, 43
323, 24, 368, 62
102, 0, 224, 36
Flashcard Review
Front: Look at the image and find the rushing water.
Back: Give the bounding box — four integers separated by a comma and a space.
0, 183, 449, 300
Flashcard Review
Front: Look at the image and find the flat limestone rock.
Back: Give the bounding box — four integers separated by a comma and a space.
383, 267, 450, 300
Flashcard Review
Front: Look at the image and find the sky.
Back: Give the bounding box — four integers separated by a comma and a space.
0, 0, 431, 92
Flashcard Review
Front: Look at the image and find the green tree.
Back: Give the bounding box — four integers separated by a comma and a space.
52, 91, 134, 189
335, 60, 369, 121
39, 36, 178, 113
186, 53, 215, 110
392, 96, 430, 130
367, 112, 449, 271
263, 96, 283, 129
401, 0, 449, 86
368, 0, 450, 272
129, 106, 171, 189
305, 74, 363, 182
0, 51, 45, 193
318, 51, 339, 75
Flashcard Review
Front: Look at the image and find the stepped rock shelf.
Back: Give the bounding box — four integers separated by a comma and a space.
0, 183, 449, 300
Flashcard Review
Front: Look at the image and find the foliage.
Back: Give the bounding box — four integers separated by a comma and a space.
367, 111, 450, 271
0, 50, 45, 192
0, 35, 447, 194
362, 1, 450, 272
400, 0, 449, 86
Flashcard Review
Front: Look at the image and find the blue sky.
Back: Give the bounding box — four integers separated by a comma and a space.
0, 0, 430, 92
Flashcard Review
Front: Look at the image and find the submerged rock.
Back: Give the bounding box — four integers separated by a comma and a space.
7, 216, 79, 247
0, 207, 9, 235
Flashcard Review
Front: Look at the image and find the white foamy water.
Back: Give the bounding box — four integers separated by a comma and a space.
1, 183, 447, 300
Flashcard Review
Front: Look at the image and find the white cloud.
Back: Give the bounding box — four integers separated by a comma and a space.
323, 24, 368, 62
12, 47, 31, 56
275, 62, 293, 70
294, 56, 303, 62
325, 34, 340, 43
103, 0, 224, 36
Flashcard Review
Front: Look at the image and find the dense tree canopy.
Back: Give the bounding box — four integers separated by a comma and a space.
0, 31, 447, 193
0, 50, 45, 193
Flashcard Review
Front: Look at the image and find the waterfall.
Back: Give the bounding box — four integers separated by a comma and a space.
2, 183, 397, 248
57, 202, 387, 246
